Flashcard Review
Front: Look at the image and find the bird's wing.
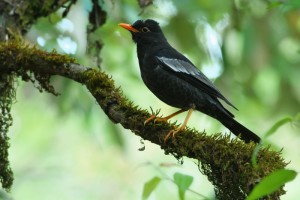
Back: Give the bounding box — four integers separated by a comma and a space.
156, 56, 237, 109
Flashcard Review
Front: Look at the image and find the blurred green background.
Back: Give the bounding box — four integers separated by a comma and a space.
4, 0, 300, 199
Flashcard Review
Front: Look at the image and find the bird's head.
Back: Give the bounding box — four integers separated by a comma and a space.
119, 19, 166, 44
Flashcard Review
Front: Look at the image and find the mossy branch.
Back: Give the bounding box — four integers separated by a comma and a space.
0, 42, 287, 199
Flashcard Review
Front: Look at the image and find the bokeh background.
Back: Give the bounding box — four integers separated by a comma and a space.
3, 0, 300, 199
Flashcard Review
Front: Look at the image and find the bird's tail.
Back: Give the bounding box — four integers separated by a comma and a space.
218, 115, 261, 143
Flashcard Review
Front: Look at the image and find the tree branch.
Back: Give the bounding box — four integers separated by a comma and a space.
0, 41, 287, 199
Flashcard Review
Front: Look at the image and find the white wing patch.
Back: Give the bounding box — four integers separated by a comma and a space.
155, 56, 237, 110
156, 56, 217, 89
156, 57, 195, 74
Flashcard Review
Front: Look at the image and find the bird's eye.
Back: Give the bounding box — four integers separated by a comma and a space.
141, 27, 150, 32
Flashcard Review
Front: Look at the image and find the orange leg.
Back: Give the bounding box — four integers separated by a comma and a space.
144, 109, 185, 125
164, 108, 194, 142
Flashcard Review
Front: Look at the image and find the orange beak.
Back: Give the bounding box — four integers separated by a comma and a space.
118, 23, 139, 33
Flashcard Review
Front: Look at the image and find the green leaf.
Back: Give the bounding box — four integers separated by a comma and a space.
142, 176, 162, 200
265, 117, 293, 137
173, 172, 194, 200
251, 116, 296, 168
251, 143, 262, 168
267, 2, 283, 10
247, 169, 297, 200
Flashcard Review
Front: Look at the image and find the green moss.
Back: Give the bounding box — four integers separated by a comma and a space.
0, 41, 77, 191
81, 69, 288, 198
0, 74, 15, 191
0, 41, 75, 95
164, 129, 287, 199
0, 41, 288, 198
80, 70, 285, 197
3, 0, 66, 34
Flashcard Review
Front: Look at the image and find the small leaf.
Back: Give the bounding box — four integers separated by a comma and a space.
173, 172, 194, 200
142, 176, 162, 200
247, 169, 297, 200
265, 117, 292, 137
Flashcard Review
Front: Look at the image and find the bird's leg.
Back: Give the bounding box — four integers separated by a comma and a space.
144, 109, 185, 125
164, 108, 194, 142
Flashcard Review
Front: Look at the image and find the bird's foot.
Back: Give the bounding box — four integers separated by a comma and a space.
144, 115, 156, 125
144, 115, 169, 125
164, 126, 184, 142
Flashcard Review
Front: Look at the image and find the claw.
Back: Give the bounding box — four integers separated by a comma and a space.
154, 117, 169, 124
144, 108, 194, 143
163, 108, 194, 142
164, 127, 182, 142
144, 115, 170, 125
144, 115, 156, 125
144, 109, 186, 126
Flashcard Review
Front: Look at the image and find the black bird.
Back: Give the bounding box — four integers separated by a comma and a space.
119, 19, 261, 143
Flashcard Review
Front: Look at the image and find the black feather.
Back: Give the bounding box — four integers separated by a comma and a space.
156, 56, 237, 110
120, 19, 261, 143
